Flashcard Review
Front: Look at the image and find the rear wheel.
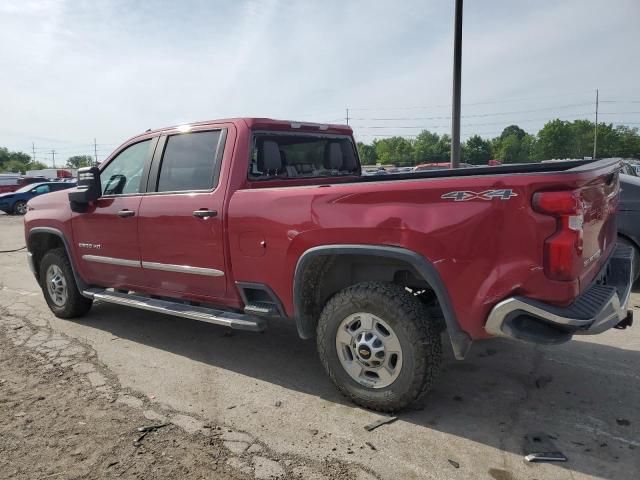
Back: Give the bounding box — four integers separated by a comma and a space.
13, 200, 27, 215
39, 248, 93, 318
317, 282, 442, 412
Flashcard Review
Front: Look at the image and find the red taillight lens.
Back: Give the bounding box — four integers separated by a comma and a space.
533, 190, 584, 281
532, 190, 579, 215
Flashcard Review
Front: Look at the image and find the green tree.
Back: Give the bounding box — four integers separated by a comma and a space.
413, 130, 440, 164
494, 133, 535, 163
66, 155, 93, 169
373, 137, 414, 165
0, 148, 31, 173
28, 161, 48, 170
615, 126, 640, 158
500, 125, 527, 141
536, 119, 574, 159
462, 135, 492, 165
356, 141, 378, 165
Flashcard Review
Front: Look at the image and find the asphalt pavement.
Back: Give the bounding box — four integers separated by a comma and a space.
1, 213, 638, 480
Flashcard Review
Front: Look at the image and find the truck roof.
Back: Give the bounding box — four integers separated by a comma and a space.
133, 118, 353, 142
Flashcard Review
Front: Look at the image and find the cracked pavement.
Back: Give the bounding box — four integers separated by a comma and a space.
1, 214, 639, 479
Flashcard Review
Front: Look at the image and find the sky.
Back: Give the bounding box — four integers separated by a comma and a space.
0, 0, 639, 165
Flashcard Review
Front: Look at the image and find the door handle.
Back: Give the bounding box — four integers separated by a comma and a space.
193, 209, 218, 218
117, 209, 135, 218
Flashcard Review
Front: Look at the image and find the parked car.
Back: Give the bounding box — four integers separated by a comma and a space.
618, 172, 640, 280
24, 118, 633, 411
413, 162, 472, 171
0, 181, 76, 215
0, 175, 44, 194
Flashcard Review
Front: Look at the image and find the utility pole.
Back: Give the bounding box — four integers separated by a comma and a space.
51, 150, 56, 168
32, 143, 36, 164
94, 138, 98, 166
450, 0, 463, 168
345, 108, 350, 126
593, 89, 599, 160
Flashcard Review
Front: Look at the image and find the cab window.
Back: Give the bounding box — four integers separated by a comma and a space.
249, 134, 358, 180
101, 140, 151, 195
156, 130, 222, 192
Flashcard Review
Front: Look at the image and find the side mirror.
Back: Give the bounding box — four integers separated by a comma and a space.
68, 167, 101, 213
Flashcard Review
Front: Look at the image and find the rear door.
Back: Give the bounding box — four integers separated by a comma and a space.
71, 138, 157, 289
137, 127, 228, 301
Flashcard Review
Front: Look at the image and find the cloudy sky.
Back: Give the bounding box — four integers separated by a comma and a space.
0, 0, 638, 165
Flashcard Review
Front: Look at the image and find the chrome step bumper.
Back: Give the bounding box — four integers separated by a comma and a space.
84, 288, 267, 332
485, 244, 634, 344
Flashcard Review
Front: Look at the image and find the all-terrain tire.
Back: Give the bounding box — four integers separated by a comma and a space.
39, 248, 93, 318
317, 281, 442, 412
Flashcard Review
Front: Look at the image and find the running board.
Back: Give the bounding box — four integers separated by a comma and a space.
84, 288, 267, 332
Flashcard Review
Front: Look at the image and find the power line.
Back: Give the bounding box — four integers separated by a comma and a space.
349, 102, 596, 121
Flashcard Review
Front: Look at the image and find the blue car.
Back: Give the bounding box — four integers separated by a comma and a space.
0, 181, 76, 215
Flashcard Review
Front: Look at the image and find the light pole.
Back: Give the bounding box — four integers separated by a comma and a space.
450, 0, 463, 168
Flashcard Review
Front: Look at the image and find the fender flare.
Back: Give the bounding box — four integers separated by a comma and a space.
27, 226, 91, 296
292, 244, 472, 359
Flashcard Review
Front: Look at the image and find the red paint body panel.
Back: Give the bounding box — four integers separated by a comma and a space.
24, 118, 621, 342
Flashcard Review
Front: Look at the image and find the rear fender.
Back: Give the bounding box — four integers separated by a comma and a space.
292, 244, 472, 359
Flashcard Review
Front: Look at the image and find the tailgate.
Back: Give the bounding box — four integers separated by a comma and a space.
532, 159, 620, 291
578, 164, 619, 288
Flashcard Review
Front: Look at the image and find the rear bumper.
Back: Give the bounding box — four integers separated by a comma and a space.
485, 244, 634, 344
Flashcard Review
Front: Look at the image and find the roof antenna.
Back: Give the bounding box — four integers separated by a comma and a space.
451, 0, 463, 169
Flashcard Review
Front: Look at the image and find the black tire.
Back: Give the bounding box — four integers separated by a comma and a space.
317, 281, 442, 412
618, 236, 640, 282
13, 200, 27, 215
39, 248, 93, 318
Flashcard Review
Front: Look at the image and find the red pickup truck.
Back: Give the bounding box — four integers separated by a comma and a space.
24, 118, 634, 411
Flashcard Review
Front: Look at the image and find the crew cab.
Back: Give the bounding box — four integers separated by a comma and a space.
24, 118, 634, 411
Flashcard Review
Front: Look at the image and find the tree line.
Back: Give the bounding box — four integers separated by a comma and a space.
2, 119, 640, 174
357, 119, 640, 166
0, 151, 94, 174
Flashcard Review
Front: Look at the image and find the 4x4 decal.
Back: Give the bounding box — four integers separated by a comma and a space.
441, 189, 518, 201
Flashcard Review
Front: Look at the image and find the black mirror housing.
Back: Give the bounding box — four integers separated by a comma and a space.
69, 167, 101, 212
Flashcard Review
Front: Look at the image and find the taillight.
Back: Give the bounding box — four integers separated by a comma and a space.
532, 190, 584, 281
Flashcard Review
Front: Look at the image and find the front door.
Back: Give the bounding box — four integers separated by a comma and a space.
137, 128, 228, 301
72, 138, 156, 289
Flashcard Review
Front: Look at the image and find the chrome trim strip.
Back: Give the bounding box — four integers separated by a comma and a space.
141, 261, 224, 277
82, 255, 141, 268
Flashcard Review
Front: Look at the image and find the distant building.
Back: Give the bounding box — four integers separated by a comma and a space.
26, 168, 76, 179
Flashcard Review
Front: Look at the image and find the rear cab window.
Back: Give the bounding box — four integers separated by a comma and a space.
248, 133, 359, 181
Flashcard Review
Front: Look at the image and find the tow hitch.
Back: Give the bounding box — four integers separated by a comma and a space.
614, 310, 634, 330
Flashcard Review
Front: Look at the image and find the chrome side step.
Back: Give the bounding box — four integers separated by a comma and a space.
84, 288, 266, 332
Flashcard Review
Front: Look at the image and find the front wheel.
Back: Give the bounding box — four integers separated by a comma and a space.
39, 248, 93, 318
317, 282, 442, 412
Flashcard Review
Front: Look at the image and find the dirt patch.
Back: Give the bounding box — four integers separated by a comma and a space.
0, 314, 369, 480
0, 330, 246, 480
